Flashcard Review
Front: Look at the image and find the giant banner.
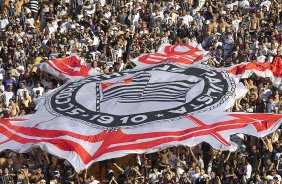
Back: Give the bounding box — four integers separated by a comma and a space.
0, 63, 281, 171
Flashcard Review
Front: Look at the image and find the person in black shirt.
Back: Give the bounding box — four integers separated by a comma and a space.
178, 172, 191, 184
248, 145, 261, 173
208, 171, 221, 184
0, 169, 4, 184
255, 93, 265, 113
0, 168, 14, 184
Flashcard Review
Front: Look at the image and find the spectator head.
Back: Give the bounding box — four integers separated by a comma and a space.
225, 165, 230, 171
270, 169, 276, 177
35, 82, 41, 88
6, 72, 12, 79
266, 158, 272, 165
210, 171, 217, 179
279, 155, 282, 162
158, 173, 163, 180
153, 167, 158, 172
255, 173, 261, 180
190, 162, 196, 169
200, 169, 205, 175
20, 82, 25, 89
89, 175, 96, 182
4, 168, 9, 174
251, 145, 257, 152
274, 176, 279, 181
39, 179, 46, 184
263, 178, 268, 184
7, 84, 13, 92
242, 156, 249, 164
166, 164, 171, 171
195, 165, 200, 173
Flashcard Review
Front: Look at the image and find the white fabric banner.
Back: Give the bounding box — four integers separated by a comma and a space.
1, 63, 281, 172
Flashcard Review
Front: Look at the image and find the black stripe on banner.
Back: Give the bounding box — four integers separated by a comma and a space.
101, 72, 201, 103
96, 83, 101, 112
103, 84, 148, 96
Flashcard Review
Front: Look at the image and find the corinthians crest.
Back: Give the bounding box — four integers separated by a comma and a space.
46, 63, 235, 129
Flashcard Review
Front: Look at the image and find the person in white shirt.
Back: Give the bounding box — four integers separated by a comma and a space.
0, 15, 9, 30
223, 33, 235, 59
182, 10, 194, 25
260, 82, 272, 102
232, 14, 241, 32
2, 85, 15, 108
267, 43, 278, 63
25, 12, 35, 26
267, 98, 278, 113
260, 0, 271, 11
42, 35, 50, 46
89, 175, 100, 184
16, 82, 30, 103
0, 80, 4, 92
24, 7, 31, 14
250, 36, 259, 54
239, 0, 250, 9
191, 165, 201, 184
151, 9, 163, 27
225, 1, 239, 11
0, 67, 5, 81
267, 169, 282, 182
43, 22, 57, 36
149, 168, 161, 184
257, 49, 266, 62
104, 6, 111, 19
32, 82, 44, 97
242, 156, 252, 183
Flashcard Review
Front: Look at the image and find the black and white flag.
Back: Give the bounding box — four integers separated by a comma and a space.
100, 72, 200, 103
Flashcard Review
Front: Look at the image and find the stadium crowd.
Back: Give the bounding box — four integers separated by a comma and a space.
0, 0, 281, 183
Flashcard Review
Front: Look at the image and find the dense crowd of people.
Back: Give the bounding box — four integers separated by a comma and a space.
0, 0, 281, 183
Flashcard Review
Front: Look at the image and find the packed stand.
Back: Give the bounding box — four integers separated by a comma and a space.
0, 0, 281, 183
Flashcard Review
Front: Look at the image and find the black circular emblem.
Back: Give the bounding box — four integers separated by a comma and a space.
45, 63, 235, 129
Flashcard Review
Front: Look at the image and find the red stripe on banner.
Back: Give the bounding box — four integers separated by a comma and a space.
2, 119, 107, 143
138, 53, 166, 64
193, 54, 204, 63
137, 50, 203, 65
136, 43, 205, 65
45, 60, 68, 75
163, 44, 196, 55
101, 78, 134, 90
0, 124, 94, 163
3, 113, 282, 164
87, 114, 282, 161
183, 114, 231, 146
227, 57, 282, 78
45, 56, 92, 77
9, 113, 281, 146
227, 62, 272, 75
